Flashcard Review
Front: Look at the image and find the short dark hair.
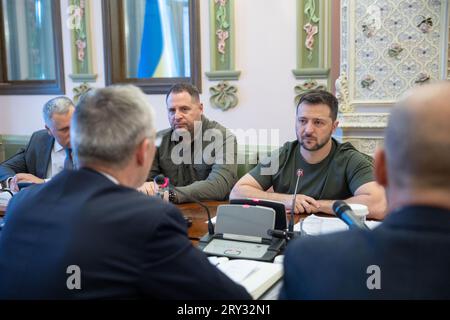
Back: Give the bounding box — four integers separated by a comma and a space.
165, 82, 200, 104
296, 90, 339, 121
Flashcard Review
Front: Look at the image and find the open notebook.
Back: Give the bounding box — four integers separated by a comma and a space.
210, 257, 283, 299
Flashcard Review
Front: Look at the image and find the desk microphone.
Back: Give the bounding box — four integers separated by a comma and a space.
288, 169, 303, 233
267, 229, 299, 241
154, 175, 213, 235
332, 200, 370, 230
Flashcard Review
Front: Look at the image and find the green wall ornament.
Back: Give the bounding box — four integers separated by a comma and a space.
209, 81, 238, 111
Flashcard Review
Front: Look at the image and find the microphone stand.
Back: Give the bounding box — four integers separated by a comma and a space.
288, 169, 303, 233
171, 185, 215, 235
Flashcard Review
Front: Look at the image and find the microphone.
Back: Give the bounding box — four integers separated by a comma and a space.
154, 175, 213, 235
332, 200, 370, 230
267, 229, 299, 241
288, 169, 303, 233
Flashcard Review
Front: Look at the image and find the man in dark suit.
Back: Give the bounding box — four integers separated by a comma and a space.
280, 82, 450, 299
0, 97, 75, 192
0, 85, 251, 299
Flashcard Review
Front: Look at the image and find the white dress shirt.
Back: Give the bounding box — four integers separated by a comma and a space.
46, 140, 66, 179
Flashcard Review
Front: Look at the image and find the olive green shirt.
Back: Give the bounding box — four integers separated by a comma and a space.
150, 116, 237, 203
249, 138, 374, 200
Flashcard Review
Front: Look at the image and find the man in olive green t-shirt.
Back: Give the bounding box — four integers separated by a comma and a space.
230, 90, 386, 219
138, 83, 237, 204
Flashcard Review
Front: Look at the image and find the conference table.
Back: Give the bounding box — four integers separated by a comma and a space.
0, 200, 303, 231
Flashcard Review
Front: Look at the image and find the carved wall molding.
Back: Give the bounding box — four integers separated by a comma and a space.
338, 113, 389, 129
294, 79, 327, 105
341, 136, 384, 156
209, 81, 238, 111
73, 82, 93, 104
335, 71, 352, 113
206, 0, 240, 111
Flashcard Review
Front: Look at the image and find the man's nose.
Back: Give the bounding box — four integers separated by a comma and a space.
304, 121, 314, 133
174, 110, 183, 120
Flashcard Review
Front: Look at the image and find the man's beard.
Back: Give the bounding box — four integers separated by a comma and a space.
299, 133, 332, 151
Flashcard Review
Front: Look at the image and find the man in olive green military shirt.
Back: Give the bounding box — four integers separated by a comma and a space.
139, 83, 237, 204
230, 90, 387, 219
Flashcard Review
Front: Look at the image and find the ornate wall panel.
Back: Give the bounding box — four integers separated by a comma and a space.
337, 0, 449, 155
293, 0, 332, 105
205, 0, 240, 111
67, 0, 97, 83
339, 0, 448, 108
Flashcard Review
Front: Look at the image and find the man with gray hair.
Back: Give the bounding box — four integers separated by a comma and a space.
0, 85, 251, 299
0, 96, 75, 192
280, 81, 450, 299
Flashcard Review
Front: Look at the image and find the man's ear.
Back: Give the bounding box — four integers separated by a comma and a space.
332, 120, 339, 133
136, 138, 153, 166
199, 102, 204, 113
374, 148, 388, 187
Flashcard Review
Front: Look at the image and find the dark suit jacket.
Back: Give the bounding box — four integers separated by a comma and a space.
0, 129, 54, 182
280, 206, 450, 299
0, 168, 251, 299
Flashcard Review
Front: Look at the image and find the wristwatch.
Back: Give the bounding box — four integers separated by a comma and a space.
168, 189, 177, 203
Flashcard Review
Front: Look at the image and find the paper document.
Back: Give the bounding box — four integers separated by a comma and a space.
214, 258, 283, 299
0, 192, 12, 210
295, 214, 382, 235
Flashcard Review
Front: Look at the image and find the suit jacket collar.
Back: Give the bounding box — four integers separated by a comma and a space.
35, 134, 54, 179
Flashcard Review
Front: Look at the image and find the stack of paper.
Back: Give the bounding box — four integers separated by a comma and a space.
294, 214, 382, 235
211, 257, 283, 299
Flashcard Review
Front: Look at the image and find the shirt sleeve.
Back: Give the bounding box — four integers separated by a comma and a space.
175, 133, 238, 203
345, 151, 375, 194
148, 147, 161, 181
0, 131, 42, 182
248, 146, 286, 191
